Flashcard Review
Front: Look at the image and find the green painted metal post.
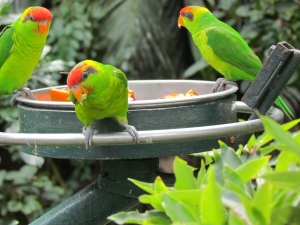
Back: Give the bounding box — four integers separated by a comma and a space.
31, 158, 159, 225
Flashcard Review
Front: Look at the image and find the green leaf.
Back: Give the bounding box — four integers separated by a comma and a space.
224, 165, 254, 199
219, 140, 243, 169
196, 160, 206, 187
139, 194, 165, 212
139, 190, 202, 213
21, 198, 43, 215
108, 210, 172, 225
235, 145, 243, 157
245, 134, 256, 152
221, 190, 251, 224
167, 190, 202, 206
224, 181, 250, 201
7, 200, 22, 212
201, 166, 226, 225
20, 165, 38, 178
162, 193, 199, 223
272, 189, 298, 209
236, 5, 250, 17
8, 220, 19, 225
204, 152, 213, 165
255, 118, 300, 148
218, 0, 236, 11
271, 205, 300, 225
154, 176, 169, 194
237, 194, 267, 225
253, 182, 273, 224
129, 178, 155, 195
260, 171, 300, 189
259, 115, 300, 157
5, 171, 19, 181
235, 156, 270, 182
228, 209, 246, 225
174, 157, 197, 190
213, 150, 225, 186
259, 144, 279, 155
276, 151, 298, 172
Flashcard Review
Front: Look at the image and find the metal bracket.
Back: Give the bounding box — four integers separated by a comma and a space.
232, 42, 300, 148
242, 41, 300, 119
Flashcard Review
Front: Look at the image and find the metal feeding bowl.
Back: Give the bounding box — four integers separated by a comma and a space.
12, 80, 282, 160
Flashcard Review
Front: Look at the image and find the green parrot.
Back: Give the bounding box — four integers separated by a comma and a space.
178, 6, 293, 118
67, 60, 139, 149
0, 6, 52, 104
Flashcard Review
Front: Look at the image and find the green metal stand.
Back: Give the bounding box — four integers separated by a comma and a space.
31, 158, 161, 225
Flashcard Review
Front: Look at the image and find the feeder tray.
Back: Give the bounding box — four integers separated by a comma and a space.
6, 80, 282, 160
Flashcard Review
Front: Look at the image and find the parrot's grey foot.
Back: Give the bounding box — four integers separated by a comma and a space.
83, 125, 94, 150
10, 88, 36, 106
212, 78, 238, 93
121, 122, 139, 143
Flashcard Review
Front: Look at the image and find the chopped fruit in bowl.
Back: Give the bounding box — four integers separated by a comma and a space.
128, 89, 135, 101
50, 88, 71, 102
161, 89, 198, 99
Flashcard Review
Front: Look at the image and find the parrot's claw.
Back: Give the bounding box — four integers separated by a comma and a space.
83, 125, 94, 150
121, 122, 139, 144
212, 78, 238, 93
10, 88, 36, 106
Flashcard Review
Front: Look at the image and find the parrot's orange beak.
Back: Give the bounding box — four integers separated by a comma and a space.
71, 85, 89, 103
38, 20, 51, 34
178, 16, 184, 28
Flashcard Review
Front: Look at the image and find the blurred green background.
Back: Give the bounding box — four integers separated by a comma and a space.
0, 0, 300, 224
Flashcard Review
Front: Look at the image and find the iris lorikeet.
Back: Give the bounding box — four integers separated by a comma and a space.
0, 6, 52, 104
178, 6, 293, 118
67, 60, 139, 149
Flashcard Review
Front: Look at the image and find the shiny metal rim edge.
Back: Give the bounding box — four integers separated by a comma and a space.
15, 81, 238, 109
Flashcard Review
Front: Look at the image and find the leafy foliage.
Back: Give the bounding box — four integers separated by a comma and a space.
109, 115, 300, 225
0, 164, 65, 223
46, 0, 190, 79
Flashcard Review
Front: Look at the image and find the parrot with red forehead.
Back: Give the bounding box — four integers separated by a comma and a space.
67, 60, 139, 149
178, 6, 293, 118
0, 6, 52, 104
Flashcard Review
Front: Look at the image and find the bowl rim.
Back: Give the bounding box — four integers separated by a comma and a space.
16, 80, 238, 109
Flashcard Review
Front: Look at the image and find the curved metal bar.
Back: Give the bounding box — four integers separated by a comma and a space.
0, 103, 283, 146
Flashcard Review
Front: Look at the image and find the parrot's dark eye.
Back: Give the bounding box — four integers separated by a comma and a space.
82, 72, 89, 81
183, 12, 194, 21
81, 67, 97, 81
23, 14, 35, 22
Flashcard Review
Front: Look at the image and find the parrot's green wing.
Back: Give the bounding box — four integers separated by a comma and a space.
0, 25, 15, 68
206, 27, 293, 118
205, 27, 262, 79
111, 67, 128, 88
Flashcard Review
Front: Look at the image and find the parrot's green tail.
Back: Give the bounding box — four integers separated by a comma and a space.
275, 96, 294, 120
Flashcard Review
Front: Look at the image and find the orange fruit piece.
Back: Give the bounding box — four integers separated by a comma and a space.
128, 89, 135, 101
50, 88, 71, 102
